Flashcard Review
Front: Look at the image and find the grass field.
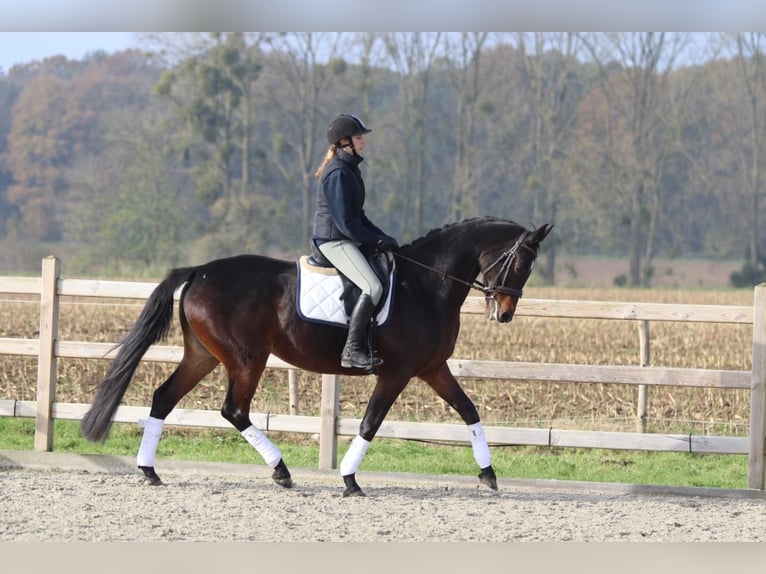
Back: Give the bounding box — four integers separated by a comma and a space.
0, 418, 750, 489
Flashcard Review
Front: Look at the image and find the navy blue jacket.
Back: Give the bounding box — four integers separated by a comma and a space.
312, 149, 391, 247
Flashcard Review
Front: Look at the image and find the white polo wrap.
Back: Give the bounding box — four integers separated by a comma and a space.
339, 435, 371, 476
136, 416, 165, 467
468, 422, 492, 469
241, 425, 282, 468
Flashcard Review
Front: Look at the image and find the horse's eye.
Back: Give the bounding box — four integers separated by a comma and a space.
515, 256, 533, 274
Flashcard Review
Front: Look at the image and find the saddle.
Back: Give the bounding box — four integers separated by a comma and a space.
296, 248, 395, 327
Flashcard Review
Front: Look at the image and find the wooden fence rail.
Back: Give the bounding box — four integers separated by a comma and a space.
1, 256, 765, 489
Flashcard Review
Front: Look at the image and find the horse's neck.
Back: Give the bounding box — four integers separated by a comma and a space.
410, 222, 520, 302
405, 239, 483, 304
405, 217, 523, 281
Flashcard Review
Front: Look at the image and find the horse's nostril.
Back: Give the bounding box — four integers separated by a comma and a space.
500, 312, 512, 323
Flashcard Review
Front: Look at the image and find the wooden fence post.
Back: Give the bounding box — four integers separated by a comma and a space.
636, 320, 650, 433
288, 369, 299, 415
318, 373, 340, 469
749, 284, 766, 489
35, 256, 60, 451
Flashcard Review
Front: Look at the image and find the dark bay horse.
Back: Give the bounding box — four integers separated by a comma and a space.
81, 217, 553, 496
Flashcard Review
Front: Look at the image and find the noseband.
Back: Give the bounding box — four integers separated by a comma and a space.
392, 230, 536, 300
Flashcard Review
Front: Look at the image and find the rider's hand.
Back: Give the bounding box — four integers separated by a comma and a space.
377, 237, 399, 251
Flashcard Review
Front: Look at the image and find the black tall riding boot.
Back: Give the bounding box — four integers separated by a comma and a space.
341, 294, 383, 371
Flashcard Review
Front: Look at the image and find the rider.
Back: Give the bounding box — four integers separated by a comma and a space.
311, 114, 399, 371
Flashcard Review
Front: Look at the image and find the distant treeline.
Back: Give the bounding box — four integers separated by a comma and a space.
0, 32, 764, 286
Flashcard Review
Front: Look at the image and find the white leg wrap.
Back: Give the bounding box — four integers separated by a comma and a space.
136, 416, 165, 467
340, 435, 371, 476
468, 422, 492, 469
241, 425, 282, 468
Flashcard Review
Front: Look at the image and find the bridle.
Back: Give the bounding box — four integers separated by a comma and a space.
479, 231, 533, 298
392, 230, 536, 300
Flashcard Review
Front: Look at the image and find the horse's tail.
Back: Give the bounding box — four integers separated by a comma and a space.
80, 266, 197, 442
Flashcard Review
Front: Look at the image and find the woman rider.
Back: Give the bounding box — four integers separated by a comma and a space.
311, 114, 399, 372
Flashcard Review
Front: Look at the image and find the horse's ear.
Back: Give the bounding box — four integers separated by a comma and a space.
528, 223, 554, 245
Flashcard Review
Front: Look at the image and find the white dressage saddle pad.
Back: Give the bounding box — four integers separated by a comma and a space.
296, 256, 394, 327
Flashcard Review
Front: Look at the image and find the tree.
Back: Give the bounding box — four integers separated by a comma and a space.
5, 74, 73, 240
514, 32, 583, 284
0, 74, 17, 236
155, 33, 266, 258
731, 33, 766, 278
443, 32, 489, 223
579, 32, 691, 286
62, 106, 191, 275
261, 32, 347, 250
382, 32, 442, 239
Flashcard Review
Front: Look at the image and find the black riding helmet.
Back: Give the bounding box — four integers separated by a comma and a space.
326, 114, 372, 146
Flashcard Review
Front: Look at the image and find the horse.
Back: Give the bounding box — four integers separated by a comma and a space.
80, 216, 553, 497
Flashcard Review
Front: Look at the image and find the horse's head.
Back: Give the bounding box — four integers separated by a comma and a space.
481, 223, 553, 323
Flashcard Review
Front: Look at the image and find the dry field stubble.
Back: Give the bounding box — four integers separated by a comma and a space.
0, 286, 754, 437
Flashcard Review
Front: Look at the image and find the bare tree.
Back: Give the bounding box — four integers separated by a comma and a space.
350, 32, 383, 119
265, 32, 345, 249
382, 32, 442, 239
730, 33, 766, 274
580, 32, 691, 286
515, 32, 582, 284
443, 32, 489, 223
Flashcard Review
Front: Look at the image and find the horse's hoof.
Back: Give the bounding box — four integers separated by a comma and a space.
272, 459, 294, 489
139, 466, 164, 486
342, 473, 366, 497
273, 476, 294, 488
273, 475, 293, 488
478, 465, 498, 491
343, 487, 366, 497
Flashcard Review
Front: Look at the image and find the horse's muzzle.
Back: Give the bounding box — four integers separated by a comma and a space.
486, 298, 515, 323
497, 311, 513, 323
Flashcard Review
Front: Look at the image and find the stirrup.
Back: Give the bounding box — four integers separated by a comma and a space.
341, 355, 383, 370
341, 349, 383, 370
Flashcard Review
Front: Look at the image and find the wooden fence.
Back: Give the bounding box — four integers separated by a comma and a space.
1, 256, 765, 489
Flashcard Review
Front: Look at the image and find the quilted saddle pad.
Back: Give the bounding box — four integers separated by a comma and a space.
296, 256, 393, 327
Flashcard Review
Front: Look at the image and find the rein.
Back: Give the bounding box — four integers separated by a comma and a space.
392, 230, 532, 299
392, 251, 488, 293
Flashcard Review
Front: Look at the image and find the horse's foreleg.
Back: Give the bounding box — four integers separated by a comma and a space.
221, 361, 293, 489
239, 426, 292, 488
340, 374, 409, 497
137, 354, 219, 485
421, 363, 498, 491
340, 435, 371, 496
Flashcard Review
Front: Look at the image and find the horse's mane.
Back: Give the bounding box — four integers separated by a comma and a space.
403, 216, 522, 249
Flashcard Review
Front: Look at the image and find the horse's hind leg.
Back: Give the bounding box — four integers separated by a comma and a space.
220, 357, 293, 489
137, 349, 219, 485
420, 363, 498, 491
